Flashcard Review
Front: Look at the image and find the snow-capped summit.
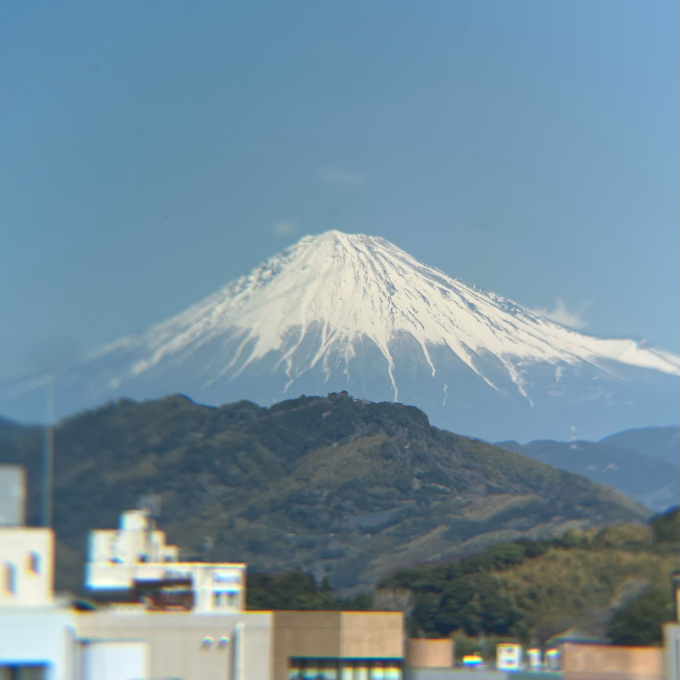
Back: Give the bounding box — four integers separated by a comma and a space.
6, 231, 680, 440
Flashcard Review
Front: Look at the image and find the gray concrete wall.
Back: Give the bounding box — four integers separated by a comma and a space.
404, 670, 507, 680
75, 609, 273, 680
664, 623, 679, 680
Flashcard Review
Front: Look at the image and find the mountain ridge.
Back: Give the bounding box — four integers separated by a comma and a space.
600, 426, 679, 467
0, 392, 650, 593
90, 231, 679, 394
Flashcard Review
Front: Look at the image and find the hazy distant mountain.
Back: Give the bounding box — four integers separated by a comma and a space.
496, 438, 679, 512
4, 231, 679, 441
0, 393, 649, 592
600, 426, 679, 468
0, 416, 27, 444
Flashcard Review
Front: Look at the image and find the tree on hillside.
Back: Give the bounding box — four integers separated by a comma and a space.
650, 506, 679, 545
246, 569, 371, 611
609, 587, 673, 646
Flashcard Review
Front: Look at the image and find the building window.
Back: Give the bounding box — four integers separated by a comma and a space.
289, 659, 403, 680
5, 563, 16, 594
0, 664, 47, 679
28, 551, 41, 574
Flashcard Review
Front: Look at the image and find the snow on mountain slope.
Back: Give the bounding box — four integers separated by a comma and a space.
93, 230, 679, 397
4, 231, 679, 440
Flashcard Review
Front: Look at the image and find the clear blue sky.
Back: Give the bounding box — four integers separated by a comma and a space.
1, 1, 678, 381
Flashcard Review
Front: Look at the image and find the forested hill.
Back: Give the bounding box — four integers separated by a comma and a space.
246, 510, 679, 650
378, 508, 679, 647
0, 392, 649, 592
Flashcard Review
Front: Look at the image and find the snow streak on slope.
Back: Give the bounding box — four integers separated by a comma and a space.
91, 231, 680, 400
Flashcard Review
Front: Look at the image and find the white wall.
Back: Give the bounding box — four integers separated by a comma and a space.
86, 560, 246, 613
167, 564, 246, 613
80, 640, 149, 680
0, 609, 75, 680
0, 528, 53, 607
664, 622, 680, 680
75, 610, 274, 680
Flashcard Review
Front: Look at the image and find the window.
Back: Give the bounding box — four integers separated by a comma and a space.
289, 659, 403, 680
28, 551, 40, 574
4, 563, 16, 595
0, 664, 47, 679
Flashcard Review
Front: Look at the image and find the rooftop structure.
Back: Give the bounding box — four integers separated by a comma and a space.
85, 509, 246, 613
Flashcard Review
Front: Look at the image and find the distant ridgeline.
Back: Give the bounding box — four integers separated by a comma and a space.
0, 392, 651, 594
496, 428, 680, 513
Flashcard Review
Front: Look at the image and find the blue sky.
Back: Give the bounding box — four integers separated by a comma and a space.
1, 1, 678, 381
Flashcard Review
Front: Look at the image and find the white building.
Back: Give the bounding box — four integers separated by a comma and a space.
0, 465, 26, 526
85, 509, 246, 613
0, 463, 53, 610
0, 527, 53, 609
0, 465, 71, 679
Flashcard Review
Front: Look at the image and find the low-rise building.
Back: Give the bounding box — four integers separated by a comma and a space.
558, 642, 664, 680
273, 611, 403, 680
404, 639, 454, 670
86, 509, 246, 613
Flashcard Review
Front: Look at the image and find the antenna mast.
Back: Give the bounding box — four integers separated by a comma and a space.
569, 423, 577, 450
42, 378, 54, 528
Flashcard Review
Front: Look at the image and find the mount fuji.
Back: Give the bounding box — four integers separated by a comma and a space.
6, 231, 679, 441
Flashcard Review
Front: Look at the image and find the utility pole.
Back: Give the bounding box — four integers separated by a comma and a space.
42, 379, 54, 528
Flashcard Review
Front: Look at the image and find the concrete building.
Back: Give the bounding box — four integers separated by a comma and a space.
0, 527, 54, 609
404, 639, 454, 670
75, 608, 273, 680
664, 623, 680, 680
558, 642, 664, 680
0, 465, 26, 526
0, 462, 54, 611
86, 508, 246, 613
0, 465, 67, 679
272, 611, 403, 680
